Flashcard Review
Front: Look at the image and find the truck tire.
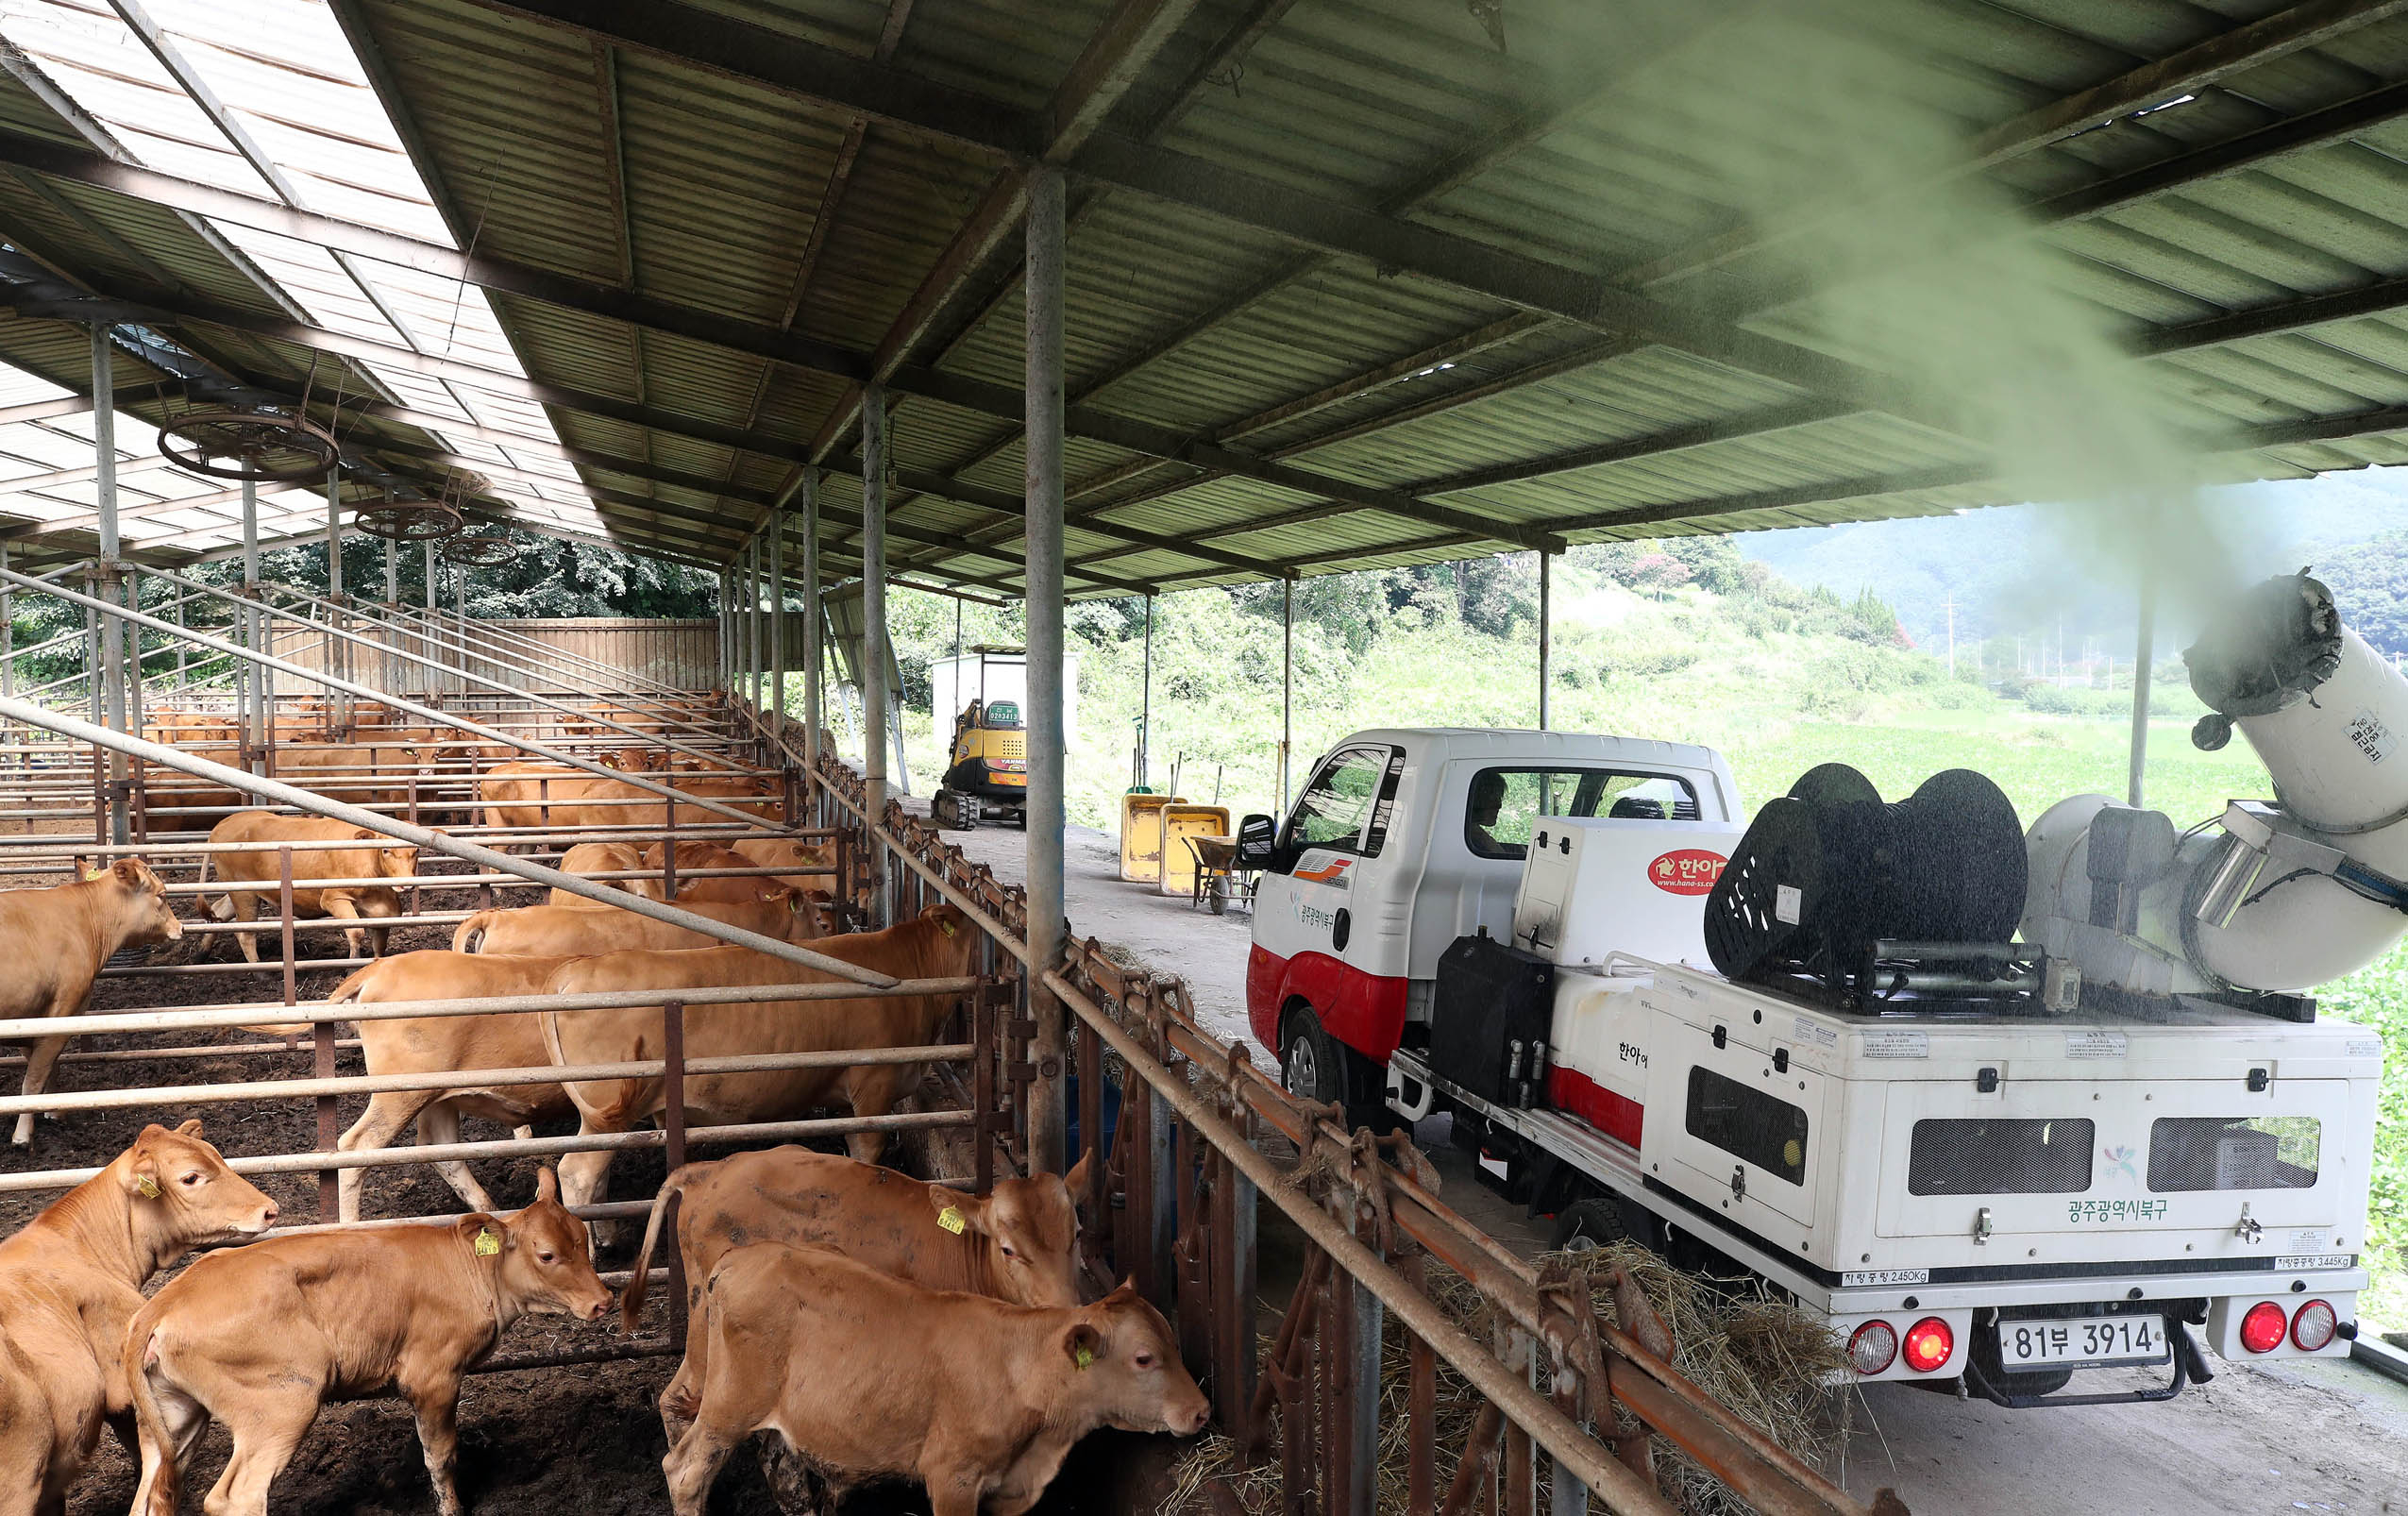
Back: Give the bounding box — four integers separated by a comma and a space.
1553, 1198, 1632, 1253
1280, 1006, 1394, 1132
1280, 1005, 1347, 1107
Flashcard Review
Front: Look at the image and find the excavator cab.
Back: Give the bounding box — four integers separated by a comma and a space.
933, 675, 1029, 829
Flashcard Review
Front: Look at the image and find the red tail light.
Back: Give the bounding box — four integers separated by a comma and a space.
1847, 1320, 1898, 1375
2290, 1300, 2337, 1352
1902, 1316, 1954, 1373
2240, 1302, 2288, 1354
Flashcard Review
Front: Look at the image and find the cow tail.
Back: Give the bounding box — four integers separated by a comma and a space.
453, 910, 491, 954
622, 1162, 700, 1332
240, 963, 369, 1038
123, 1318, 179, 1516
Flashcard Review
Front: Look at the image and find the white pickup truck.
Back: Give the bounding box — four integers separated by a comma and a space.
1238, 650, 2386, 1405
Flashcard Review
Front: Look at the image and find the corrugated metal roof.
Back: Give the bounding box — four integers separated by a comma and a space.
8, 0, 2408, 587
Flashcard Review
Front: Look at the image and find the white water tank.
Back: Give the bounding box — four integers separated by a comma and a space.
1508, 817, 1743, 969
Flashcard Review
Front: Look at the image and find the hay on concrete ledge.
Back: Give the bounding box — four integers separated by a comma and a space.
1160, 1242, 1850, 1516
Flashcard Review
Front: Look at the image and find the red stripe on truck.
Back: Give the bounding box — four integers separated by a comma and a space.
1548, 1065, 1643, 1150
1245, 944, 1410, 1062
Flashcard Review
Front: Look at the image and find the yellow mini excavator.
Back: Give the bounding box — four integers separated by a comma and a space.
932, 656, 1029, 829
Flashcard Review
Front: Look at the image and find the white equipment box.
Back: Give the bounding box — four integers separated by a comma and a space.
1508, 817, 1742, 969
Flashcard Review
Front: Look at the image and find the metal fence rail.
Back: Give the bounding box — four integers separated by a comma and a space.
743, 703, 1898, 1516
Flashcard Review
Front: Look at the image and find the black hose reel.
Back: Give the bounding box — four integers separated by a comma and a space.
1703, 764, 2029, 1008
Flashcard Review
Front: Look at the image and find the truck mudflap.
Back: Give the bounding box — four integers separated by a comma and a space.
1962, 1310, 2215, 1409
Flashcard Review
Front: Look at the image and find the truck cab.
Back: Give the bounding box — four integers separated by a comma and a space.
1242, 727, 1743, 1118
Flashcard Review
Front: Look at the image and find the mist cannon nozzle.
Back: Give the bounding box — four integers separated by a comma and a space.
2184, 570, 2344, 719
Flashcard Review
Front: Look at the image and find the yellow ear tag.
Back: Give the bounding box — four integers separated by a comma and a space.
474, 1227, 500, 1256
937, 1205, 966, 1235
134, 1173, 159, 1199
939, 918, 956, 937
1074, 1344, 1096, 1371
85, 867, 109, 882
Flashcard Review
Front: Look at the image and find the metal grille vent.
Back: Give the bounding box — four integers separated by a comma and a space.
1908, 1118, 2093, 1196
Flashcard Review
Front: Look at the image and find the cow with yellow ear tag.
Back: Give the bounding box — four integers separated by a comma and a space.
0, 1120, 275, 1515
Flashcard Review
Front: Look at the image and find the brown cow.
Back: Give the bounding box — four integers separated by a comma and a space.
478, 755, 690, 839
0, 1122, 277, 1513
1, 859, 185, 1147
547, 840, 647, 905
198, 813, 418, 964
636, 839, 784, 903
452, 890, 822, 956
627, 1148, 1089, 1441
248, 952, 581, 1221
125, 1169, 609, 1516
540, 905, 978, 1213
728, 834, 834, 894
663, 1249, 1207, 1516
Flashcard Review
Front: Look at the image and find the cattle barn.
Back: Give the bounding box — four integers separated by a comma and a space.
0, 1, 2403, 1512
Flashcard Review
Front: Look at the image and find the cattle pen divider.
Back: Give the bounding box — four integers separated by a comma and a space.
765, 711, 1895, 1516
0, 561, 1892, 1516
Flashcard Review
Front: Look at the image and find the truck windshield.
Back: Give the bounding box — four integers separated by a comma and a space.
1287, 747, 1389, 852
1465, 766, 1700, 859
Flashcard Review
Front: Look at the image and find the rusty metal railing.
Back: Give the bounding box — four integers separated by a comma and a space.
743, 701, 1900, 1516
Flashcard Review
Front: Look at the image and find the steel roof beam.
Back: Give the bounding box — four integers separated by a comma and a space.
0, 281, 1259, 577
356, 430, 1160, 596
1618, 0, 2408, 291
0, 129, 1562, 561
791, 0, 1208, 477
442, 6, 1969, 462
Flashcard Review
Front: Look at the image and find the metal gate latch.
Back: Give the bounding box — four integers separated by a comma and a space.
1729, 1166, 1745, 1203
1973, 1206, 1993, 1244
2235, 1203, 2263, 1245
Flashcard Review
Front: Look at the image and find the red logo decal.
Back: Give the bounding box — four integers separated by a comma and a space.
1647, 849, 1726, 896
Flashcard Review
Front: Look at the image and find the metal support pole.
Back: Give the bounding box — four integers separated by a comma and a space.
2129, 562, 2157, 809
384, 532, 400, 697
242, 480, 266, 771
715, 569, 729, 695
745, 539, 762, 714
422, 539, 438, 699
325, 467, 348, 735
1024, 165, 1069, 1177
1139, 592, 1153, 791
93, 324, 128, 846
862, 387, 891, 869
800, 467, 822, 772
1, 538, 12, 701
770, 502, 787, 736
1538, 550, 1551, 731
1280, 579, 1293, 817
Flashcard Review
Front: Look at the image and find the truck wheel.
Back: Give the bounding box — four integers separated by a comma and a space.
1280, 1007, 1347, 1107
1553, 1198, 1633, 1253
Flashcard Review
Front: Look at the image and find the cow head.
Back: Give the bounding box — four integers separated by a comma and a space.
934, 1149, 1091, 1307
474, 1167, 614, 1322
94, 857, 183, 947
916, 904, 979, 972
123, 1119, 278, 1251
1063, 1280, 1211, 1437
350, 829, 421, 881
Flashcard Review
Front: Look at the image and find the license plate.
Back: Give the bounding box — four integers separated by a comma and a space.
1997, 1315, 2169, 1371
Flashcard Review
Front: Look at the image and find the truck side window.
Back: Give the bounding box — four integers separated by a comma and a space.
1284, 747, 1389, 857
1465, 766, 1700, 859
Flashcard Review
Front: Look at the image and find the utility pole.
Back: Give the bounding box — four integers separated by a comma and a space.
1945, 593, 1955, 677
